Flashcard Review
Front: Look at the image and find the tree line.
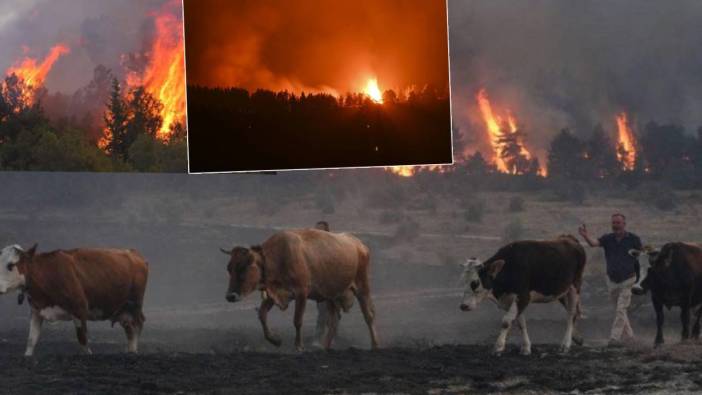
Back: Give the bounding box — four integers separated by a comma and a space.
187, 85, 452, 172
457, 121, 702, 189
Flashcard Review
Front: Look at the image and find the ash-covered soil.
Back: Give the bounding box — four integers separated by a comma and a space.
1, 329, 701, 395
2, 289, 702, 395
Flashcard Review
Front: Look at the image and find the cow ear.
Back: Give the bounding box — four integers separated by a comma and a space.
488, 259, 505, 278
220, 248, 232, 256
26, 243, 37, 258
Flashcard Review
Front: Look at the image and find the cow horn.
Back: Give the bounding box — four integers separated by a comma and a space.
220, 248, 232, 256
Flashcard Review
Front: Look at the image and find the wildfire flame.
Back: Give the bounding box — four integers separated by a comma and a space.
386, 165, 447, 177
126, 0, 186, 140
5, 44, 70, 106
364, 78, 383, 104
616, 112, 637, 171
476, 89, 536, 174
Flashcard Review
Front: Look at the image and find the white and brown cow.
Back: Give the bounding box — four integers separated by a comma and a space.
0, 244, 149, 356
460, 235, 586, 355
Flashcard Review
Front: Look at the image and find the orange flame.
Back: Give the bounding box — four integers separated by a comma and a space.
615, 112, 637, 171
476, 89, 537, 174
127, 0, 185, 140
5, 44, 70, 106
386, 165, 447, 177
364, 78, 383, 104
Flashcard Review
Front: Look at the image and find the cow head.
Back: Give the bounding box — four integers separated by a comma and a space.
628, 245, 662, 295
220, 245, 264, 303
0, 244, 35, 294
459, 257, 504, 312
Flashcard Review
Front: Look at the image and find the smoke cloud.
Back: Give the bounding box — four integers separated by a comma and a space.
448, 0, 702, 159
183, 0, 450, 95
0, 0, 168, 93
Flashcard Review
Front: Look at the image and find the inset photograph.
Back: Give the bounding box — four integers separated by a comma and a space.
184, 0, 452, 173
0, 0, 187, 173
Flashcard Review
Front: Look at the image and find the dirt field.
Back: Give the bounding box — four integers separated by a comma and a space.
2, 286, 702, 394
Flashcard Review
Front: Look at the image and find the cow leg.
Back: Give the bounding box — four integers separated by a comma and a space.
494, 296, 519, 355
24, 309, 44, 357
516, 314, 531, 355
560, 287, 578, 353
354, 286, 380, 350
120, 321, 138, 353
258, 297, 281, 347
558, 297, 584, 346
73, 319, 92, 355
680, 303, 691, 342
323, 301, 340, 350
692, 307, 702, 340
293, 294, 307, 352
312, 301, 328, 348
653, 299, 665, 347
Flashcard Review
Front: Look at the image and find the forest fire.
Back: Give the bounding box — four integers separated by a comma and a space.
4, 44, 70, 107
364, 78, 384, 104
386, 165, 447, 177
476, 89, 538, 175
615, 112, 637, 171
126, 0, 186, 140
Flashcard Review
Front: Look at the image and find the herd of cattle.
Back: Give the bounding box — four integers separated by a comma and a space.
0, 228, 700, 357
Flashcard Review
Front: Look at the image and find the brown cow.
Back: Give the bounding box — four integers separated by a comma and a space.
0, 244, 149, 356
221, 229, 379, 350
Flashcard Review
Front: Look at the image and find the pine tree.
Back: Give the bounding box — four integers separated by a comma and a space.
103, 78, 129, 159
547, 129, 585, 179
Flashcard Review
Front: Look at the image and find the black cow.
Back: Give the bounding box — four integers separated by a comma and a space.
629, 242, 702, 346
459, 235, 586, 355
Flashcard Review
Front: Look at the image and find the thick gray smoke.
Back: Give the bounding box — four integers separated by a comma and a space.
448, 0, 702, 158
0, 0, 166, 93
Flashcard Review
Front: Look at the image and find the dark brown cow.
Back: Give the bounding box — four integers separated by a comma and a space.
459, 235, 586, 355
0, 244, 149, 356
221, 229, 378, 351
629, 242, 702, 346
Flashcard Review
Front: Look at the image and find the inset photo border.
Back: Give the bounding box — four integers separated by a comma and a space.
184, 0, 453, 174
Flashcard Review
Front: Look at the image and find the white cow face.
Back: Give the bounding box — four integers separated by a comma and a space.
459, 258, 488, 311
0, 245, 25, 294
628, 246, 659, 294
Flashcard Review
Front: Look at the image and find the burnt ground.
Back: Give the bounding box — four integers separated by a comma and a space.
2, 287, 702, 395
1, 331, 701, 395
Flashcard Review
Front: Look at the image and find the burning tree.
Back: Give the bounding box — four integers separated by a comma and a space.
615, 112, 637, 171
475, 89, 542, 175
497, 126, 540, 175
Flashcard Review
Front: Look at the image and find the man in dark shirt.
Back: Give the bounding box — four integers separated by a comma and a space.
579, 213, 642, 345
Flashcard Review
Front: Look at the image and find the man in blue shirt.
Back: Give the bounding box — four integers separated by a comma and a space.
579, 213, 642, 346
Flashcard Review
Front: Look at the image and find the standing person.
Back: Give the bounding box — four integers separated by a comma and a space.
579, 213, 642, 346
313, 220, 335, 346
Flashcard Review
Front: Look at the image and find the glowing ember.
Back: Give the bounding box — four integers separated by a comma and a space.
126, 0, 186, 140
386, 165, 446, 177
476, 89, 537, 174
615, 112, 637, 171
5, 44, 70, 106
364, 78, 383, 104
